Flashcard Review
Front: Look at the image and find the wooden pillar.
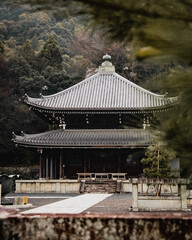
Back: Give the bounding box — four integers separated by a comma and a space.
50, 157, 53, 179
88, 158, 90, 172
54, 158, 57, 179
84, 151, 87, 173
46, 157, 49, 179
52, 157, 55, 179
118, 154, 121, 173
39, 149, 43, 179
42, 156, 46, 179
59, 150, 64, 179
86, 151, 90, 173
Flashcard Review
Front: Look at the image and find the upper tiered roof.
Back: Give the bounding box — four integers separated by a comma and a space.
25, 55, 177, 113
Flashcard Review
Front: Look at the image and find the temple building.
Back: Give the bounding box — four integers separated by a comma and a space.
13, 54, 177, 180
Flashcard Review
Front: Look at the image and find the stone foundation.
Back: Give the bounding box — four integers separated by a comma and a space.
16, 180, 80, 193
16, 179, 179, 194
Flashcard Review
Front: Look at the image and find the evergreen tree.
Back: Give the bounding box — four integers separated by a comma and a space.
0, 40, 4, 56
141, 143, 176, 179
31, 34, 39, 51
141, 139, 178, 196
38, 34, 63, 71
20, 39, 35, 65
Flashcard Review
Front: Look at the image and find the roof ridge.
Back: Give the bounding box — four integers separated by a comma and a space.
34, 72, 100, 100
113, 72, 168, 98
14, 128, 152, 137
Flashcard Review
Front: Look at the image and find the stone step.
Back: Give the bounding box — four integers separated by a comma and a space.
82, 180, 118, 193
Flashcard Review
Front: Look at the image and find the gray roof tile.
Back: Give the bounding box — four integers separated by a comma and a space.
26, 72, 177, 111
13, 129, 154, 148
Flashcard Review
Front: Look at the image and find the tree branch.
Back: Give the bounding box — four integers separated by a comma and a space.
74, 0, 192, 22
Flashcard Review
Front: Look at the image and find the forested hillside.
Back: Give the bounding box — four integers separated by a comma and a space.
0, 3, 173, 168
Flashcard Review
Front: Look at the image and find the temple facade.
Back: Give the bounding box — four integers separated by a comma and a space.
13, 55, 177, 180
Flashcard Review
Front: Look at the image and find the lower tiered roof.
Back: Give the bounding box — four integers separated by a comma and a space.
12, 129, 154, 148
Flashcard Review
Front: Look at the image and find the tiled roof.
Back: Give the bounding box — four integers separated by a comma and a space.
13, 129, 154, 148
25, 72, 177, 111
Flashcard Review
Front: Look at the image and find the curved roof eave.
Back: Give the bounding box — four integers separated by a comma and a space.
12, 129, 154, 148
25, 72, 178, 110
25, 102, 178, 113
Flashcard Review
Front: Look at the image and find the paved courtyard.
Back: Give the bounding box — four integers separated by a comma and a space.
6, 193, 133, 214
5, 192, 192, 217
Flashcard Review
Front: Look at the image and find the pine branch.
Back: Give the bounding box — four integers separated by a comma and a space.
74, 0, 192, 22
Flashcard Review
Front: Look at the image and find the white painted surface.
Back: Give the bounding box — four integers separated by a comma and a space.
22, 194, 112, 214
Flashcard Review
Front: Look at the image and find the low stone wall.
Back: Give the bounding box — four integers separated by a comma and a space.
16, 180, 80, 193
121, 180, 178, 194
15, 179, 179, 194
132, 178, 189, 211
0, 208, 192, 240
187, 190, 192, 205
138, 196, 182, 210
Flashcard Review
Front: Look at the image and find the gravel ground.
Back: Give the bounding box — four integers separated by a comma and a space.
5, 193, 192, 215
6, 193, 132, 214
83, 193, 132, 214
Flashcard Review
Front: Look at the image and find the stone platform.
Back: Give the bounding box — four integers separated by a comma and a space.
15, 179, 179, 194
16, 179, 80, 193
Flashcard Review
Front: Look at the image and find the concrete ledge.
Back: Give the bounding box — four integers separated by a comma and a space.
4, 204, 33, 209
121, 181, 178, 194
16, 180, 80, 193
0, 208, 192, 240
138, 196, 182, 211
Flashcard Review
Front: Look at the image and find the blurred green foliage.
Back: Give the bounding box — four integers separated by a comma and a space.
67, 0, 192, 176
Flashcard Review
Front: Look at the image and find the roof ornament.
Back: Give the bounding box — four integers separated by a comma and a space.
12, 132, 16, 139
24, 93, 29, 101
103, 54, 111, 61
99, 54, 115, 73
21, 131, 25, 137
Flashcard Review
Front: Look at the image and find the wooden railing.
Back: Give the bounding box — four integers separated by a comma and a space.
77, 173, 127, 181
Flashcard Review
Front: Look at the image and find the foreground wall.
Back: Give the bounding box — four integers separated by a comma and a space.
0, 209, 192, 240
